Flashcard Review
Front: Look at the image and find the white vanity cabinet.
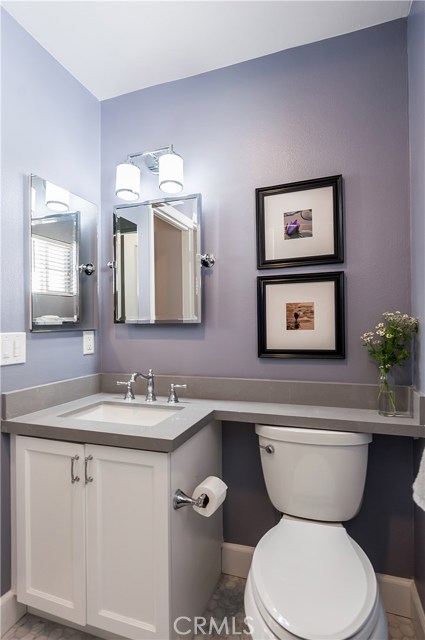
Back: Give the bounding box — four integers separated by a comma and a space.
13, 421, 222, 640
15, 438, 87, 625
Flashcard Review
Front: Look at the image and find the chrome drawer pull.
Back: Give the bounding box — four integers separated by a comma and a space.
85, 455, 94, 484
71, 455, 80, 483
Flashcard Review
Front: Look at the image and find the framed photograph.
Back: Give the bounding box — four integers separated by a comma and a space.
257, 272, 345, 359
256, 175, 343, 268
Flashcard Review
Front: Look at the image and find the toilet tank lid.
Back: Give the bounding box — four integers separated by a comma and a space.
256, 425, 372, 446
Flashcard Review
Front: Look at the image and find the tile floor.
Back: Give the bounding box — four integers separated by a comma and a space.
2, 575, 419, 640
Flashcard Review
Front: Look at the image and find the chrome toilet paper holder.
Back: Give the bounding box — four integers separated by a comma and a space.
173, 488, 210, 510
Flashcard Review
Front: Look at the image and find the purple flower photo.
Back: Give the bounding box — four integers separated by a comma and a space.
284, 209, 313, 240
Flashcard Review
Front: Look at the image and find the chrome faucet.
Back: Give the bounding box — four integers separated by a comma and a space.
140, 369, 156, 403
117, 370, 156, 402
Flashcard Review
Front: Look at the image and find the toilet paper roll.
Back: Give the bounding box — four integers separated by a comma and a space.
192, 476, 228, 517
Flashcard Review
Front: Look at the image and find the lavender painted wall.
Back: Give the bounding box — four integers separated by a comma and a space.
100, 20, 410, 384
409, 2, 425, 393
0, 8, 419, 603
408, 0, 425, 610
0, 9, 101, 392
0, 10, 101, 595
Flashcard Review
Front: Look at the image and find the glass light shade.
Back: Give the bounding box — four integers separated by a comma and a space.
116, 162, 140, 201
159, 152, 183, 194
45, 181, 70, 212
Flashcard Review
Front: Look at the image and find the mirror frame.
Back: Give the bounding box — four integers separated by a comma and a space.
29, 174, 99, 332
113, 193, 202, 325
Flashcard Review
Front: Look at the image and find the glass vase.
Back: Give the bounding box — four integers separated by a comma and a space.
378, 367, 397, 417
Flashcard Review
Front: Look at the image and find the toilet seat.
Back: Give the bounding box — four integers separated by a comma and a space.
250, 517, 377, 640
245, 571, 387, 640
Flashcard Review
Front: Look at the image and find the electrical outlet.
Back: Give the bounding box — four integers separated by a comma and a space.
83, 331, 95, 355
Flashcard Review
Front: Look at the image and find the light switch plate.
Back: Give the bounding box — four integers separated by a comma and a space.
1, 332, 26, 365
83, 331, 95, 355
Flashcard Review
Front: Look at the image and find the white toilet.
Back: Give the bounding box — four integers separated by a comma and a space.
244, 425, 388, 640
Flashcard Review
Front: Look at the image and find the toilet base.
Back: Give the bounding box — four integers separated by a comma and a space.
244, 570, 388, 640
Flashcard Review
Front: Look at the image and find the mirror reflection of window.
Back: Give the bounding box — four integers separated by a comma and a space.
32, 230, 77, 297
32, 236, 76, 296
31, 212, 79, 325
29, 174, 98, 332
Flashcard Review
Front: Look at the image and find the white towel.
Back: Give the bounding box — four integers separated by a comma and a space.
413, 446, 425, 511
34, 315, 63, 325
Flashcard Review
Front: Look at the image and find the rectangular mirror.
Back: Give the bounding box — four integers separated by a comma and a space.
30, 174, 98, 332
113, 194, 201, 324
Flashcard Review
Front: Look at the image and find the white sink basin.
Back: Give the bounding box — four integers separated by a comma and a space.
61, 402, 182, 427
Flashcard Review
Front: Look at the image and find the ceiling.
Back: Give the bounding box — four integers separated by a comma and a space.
2, 0, 412, 101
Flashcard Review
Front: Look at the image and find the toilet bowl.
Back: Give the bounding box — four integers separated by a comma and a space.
245, 517, 388, 639
244, 426, 388, 640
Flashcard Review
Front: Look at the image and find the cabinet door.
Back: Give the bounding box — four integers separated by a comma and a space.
15, 436, 86, 624
85, 444, 170, 640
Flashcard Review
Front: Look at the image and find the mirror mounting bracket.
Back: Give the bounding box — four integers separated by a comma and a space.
79, 263, 95, 276
200, 253, 216, 268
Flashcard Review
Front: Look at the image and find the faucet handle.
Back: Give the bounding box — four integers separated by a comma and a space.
168, 383, 188, 404
117, 379, 135, 401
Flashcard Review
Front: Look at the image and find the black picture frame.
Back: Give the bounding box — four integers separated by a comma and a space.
256, 175, 344, 269
257, 271, 345, 359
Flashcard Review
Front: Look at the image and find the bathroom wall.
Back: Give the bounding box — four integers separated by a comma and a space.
0, 7, 421, 601
408, 0, 425, 610
409, 2, 425, 397
0, 9, 101, 596
100, 19, 410, 385
0, 9, 101, 392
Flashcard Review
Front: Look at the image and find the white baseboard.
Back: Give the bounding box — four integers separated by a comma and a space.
222, 542, 254, 579
0, 591, 27, 637
411, 582, 425, 640
222, 543, 425, 628
376, 573, 413, 617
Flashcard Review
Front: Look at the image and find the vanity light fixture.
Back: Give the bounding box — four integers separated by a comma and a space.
45, 181, 70, 213
115, 145, 184, 201
158, 149, 183, 194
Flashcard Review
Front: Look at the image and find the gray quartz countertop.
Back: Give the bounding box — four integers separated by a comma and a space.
2, 392, 424, 452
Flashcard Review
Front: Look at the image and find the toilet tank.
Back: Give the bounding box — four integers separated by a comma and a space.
256, 425, 372, 522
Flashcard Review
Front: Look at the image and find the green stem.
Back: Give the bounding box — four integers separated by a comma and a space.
378, 367, 397, 415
